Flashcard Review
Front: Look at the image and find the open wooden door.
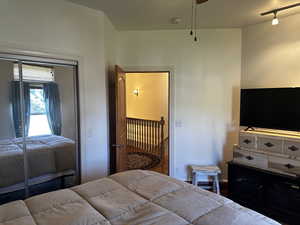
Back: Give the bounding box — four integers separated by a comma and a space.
114, 65, 128, 172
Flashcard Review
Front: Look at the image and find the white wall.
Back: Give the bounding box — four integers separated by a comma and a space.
104, 16, 118, 75
242, 13, 300, 88
0, 0, 111, 182
103, 15, 118, 173
126, 73, 169, 122
117, 30, 242, 180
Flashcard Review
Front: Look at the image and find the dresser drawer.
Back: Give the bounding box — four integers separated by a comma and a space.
257, 137, 283, 154
233, 149, 268, 169
284, 140, 300, 157
269, 156, 300, 176
239, 135, 256, 149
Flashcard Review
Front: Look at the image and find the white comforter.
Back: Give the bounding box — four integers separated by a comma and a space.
0, 135, 75, 188
0, 170, 280, 225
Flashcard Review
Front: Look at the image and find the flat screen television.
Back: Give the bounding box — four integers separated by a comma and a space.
240, 88, 300, 131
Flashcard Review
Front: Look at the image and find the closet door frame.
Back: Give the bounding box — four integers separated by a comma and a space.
0, 53, 81, 198
18, 61, 30, 197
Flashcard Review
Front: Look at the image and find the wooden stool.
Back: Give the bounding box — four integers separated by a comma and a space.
190, 165, 221, 194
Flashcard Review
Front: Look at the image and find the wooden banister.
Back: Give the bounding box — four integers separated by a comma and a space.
126, 117, 165, 160
160, 117, 165, 160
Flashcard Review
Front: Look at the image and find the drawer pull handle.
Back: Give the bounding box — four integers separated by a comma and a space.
236, 178, 247, 182
285, 164, 295, 169
288, 145, 299, 152
246, 156, 254, 160
258, 185, 263, 190
243, 139, 252, 144
291, 185, 300, 190
264, 142, 274, 148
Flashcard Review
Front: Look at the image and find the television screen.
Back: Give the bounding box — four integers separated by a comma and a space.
240, 88, 300, 131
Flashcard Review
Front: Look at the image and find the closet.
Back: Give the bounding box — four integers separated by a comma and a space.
0, 53, 80, 204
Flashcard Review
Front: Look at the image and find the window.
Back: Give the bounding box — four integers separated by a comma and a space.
13, 63, 55, 137
28, 88, 52, 136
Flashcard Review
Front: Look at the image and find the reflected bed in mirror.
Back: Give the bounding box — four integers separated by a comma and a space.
0, 135, 76, 194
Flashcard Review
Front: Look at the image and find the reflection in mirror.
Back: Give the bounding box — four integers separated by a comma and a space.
0, 60, 79, 204
0, 60, 26, 203
19, 64, 78, 197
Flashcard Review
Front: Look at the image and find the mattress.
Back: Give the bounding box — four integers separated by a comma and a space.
0, 135, 75, 188
0, 170, 280, 225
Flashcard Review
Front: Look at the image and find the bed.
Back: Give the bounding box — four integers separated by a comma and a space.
0, 135, 76, 194
0, 170, 280, 225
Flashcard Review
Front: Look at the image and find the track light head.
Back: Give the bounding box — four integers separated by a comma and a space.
272, 12, 279, 25
260, 3, 300, 26
261, 3, 300, 26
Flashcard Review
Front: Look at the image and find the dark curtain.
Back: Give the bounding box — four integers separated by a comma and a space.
11, 81, 31, 138
43, 82, 62, 136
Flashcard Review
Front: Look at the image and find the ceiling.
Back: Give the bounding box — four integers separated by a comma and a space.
67, 0, 300, 30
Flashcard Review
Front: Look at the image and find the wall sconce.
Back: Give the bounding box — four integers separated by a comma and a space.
133, 88, 139, 96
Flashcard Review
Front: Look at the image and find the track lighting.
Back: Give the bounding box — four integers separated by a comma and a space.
272, 12, 279, 26
261, 3, 300, 26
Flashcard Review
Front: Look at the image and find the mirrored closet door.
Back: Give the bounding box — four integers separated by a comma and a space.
0, 54, 80, 204
0, 59, 26, 203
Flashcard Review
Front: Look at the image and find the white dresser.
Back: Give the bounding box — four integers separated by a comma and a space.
233, 129, 300, 177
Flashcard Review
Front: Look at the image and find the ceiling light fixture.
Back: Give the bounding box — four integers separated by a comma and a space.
261, 3, 300, 26
272, 12, 279, 26
189, 0, 208, 42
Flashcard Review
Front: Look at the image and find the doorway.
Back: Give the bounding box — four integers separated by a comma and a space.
110, 66, 170, 175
